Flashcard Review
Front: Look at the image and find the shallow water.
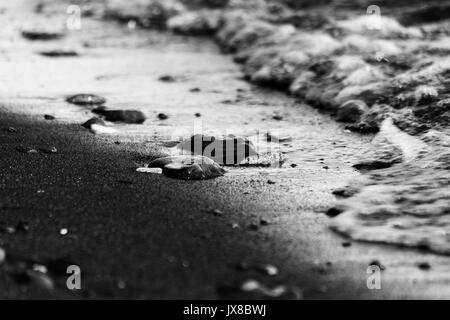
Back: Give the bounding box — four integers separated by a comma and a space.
331, 120, 450, 255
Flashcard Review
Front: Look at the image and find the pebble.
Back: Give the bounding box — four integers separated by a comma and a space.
194, 113, 202, 117
267, 180, 276, 184
66, 94, 106, 106
21, 30, 64, 41
342, 241, 352, 248
177, 134, 258, 165
158, 75, 176, 83
190, 88, 201, 92
59, 228, 68, 236
272, 115, 283, 121
157, 113, 169, 120
325, 207, 343, 218
44, 115, 55, 120
417, 262, 431, 270
147, 155, 225, 180
39, 50, 79, 57
369, 260, 386, 271
93, 108, 146, 124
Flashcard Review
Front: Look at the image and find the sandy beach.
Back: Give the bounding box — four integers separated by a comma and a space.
1, 0, 449, 299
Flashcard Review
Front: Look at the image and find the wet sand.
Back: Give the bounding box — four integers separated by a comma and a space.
1, 0, 450, 299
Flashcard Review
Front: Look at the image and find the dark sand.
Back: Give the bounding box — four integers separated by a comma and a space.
1, 0, 450, 299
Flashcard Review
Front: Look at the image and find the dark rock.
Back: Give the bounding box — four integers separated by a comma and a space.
195, 112, 202, 117
21, 30, 64, 41
66, 94, 106, 106
177, 134, 258, 165
417, 262, 431, 270
157, 113, 169, 120
39, 50, 79, 57
190, 88, 201, 92
325, 207, 343, 218
44, 115, 55, 120
267, 180, 276, 184
93, 108, 146, 124
369, 260, 386, 271
342, 241, 352, 248
158, 75, 176, 82
148, 155, 225, 180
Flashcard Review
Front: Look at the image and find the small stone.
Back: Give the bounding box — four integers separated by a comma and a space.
67, 94, 106, 106
44, 115, 55, 120
190, 88, 201, 92
177, 134, 258, 165
325, 207, 343, 218
260, 218, 270, 226
148, 155, 225, 180
267, 180, 276, 185
290, 163, 297, 168
337, 100, 369, 123
93, 108, 146, 124
342, 241, 352, 248
39, 50, 79, 57
157, 113, 169, 120
272, 115, 283, 121
158, 75, 176, 83
369, 260, 386, 271
417, 262, 431, 270
323, 166, 329, 170
59, 228, 68, 236
195, 113, 202, 117
22, 30, 64, 41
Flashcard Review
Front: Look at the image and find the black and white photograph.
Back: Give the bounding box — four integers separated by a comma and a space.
0, 0, 449, 304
